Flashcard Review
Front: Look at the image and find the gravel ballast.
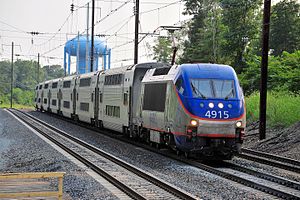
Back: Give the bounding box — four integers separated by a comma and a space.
24, 109, 278, 200
0, 109, 120, 200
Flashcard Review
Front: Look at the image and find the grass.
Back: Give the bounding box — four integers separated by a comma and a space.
246, 91, 300, 128
0, 103, 34, 110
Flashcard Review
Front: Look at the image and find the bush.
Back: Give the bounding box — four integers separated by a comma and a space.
246, 90, 300, 128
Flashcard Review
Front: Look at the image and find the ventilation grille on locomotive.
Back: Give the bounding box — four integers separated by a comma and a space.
143, 83, 167, 112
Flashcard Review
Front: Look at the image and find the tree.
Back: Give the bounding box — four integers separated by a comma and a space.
220, 0, 262, 73
270, 0, 300, 56
0, 59, 64, 106
152, 37, 172, 63
43, 65, 64, 80
240, 50, 300, 94
180, 0, 222, 63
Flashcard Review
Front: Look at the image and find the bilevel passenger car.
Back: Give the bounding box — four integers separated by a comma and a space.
35, 62, 246, 160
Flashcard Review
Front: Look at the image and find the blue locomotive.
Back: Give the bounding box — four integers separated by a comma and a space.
35, 62, 245, 160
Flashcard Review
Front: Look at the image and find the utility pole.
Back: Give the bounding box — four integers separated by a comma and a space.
134, 0, 139, 64
37, 53, 40, 83
10, 42, 14, 108
86, 2, 89, 73
90, 0, 95, 72
259, 0, 271, 140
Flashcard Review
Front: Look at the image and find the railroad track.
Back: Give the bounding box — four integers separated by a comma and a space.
238, 148, 300, 174
8, 109, 197, 200
21, 109, 300, 199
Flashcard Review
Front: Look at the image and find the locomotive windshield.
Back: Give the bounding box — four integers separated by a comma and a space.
190, 79, 235, 99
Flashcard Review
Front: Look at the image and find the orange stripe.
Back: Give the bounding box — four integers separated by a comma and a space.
172, 84, 245, 122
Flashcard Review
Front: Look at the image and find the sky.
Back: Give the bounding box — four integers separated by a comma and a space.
0, 0, 290, 72
0, 0, 189, 72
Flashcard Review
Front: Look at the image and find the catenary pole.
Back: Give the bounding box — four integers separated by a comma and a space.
37, 53, 40, 83
10, 42, 14, 108
90, 0, 95, 72
86, 2, 89, 73
259, 0, 271, 140
134, 0, 139, 64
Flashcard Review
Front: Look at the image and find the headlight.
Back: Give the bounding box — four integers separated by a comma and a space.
236, 121, 242, 127
208, 102, 214, 108
190, 119, 198, 126
218, 103, 224, 109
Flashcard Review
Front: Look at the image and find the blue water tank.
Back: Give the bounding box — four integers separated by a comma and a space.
64, 35, 111, 75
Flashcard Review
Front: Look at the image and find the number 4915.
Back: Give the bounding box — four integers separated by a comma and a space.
205, 110, 229, 119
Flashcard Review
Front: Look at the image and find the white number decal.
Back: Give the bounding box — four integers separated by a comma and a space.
205, 110, 230, 119
223, 111, 229, 119
205, 111, 211, 118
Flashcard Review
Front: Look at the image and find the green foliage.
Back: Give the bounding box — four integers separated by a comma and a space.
0, 59, 64, 106
180, 0, 223, 63
270, 0, 300, 56
246, 91, 300, 127
220, 0, 262, 72
240, 51, 300, 94
153, 37, 172, 63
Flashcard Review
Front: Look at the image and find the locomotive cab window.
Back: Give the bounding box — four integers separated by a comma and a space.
39, 85, 42, 89
175, 77, 185, 95
190, 79, 236, 99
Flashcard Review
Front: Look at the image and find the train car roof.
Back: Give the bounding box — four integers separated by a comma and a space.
180, 63, 237, 80
77, 70, 101, 79
61, 74, 77, 81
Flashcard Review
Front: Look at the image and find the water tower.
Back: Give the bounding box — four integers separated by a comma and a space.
64, 35, 111, 75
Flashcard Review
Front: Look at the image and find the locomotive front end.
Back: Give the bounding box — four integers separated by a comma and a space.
174, 64, 246, 159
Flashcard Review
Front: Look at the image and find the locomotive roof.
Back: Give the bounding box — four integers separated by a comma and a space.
180, 63, 237, 80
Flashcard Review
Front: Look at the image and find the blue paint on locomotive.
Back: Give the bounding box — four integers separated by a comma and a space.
176, 64, 244, 120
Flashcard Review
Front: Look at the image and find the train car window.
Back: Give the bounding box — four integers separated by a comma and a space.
35, 86, 38, 90
123, 93, 128, 106
43, 98, 47, 104
44, 84, 49, 89
99, 93, 103, 103
105, 105, 120, 118
52, 82, 58, 89
63, 81, 71, 88
52, 99, 57, 106
39, 85, 42, 89
38, 98, 41, 103
80, 103, 89, 112
63, 101, 70, 108
104, 74, 123, 85
143, 83, 167, 112
79, 78, 91, 87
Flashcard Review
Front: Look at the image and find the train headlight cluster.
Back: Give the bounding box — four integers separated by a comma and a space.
208, 102, 214, 108
190, 119, 198, 126
218, 103, 224, 109
236, 121, 242, 127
